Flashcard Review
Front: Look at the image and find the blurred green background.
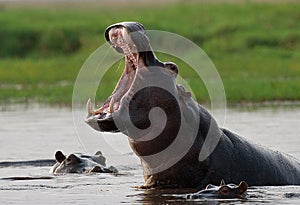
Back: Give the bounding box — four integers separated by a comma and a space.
0, 1, 299, 105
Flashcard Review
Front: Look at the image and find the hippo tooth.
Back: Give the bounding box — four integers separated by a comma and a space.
108, 97, 114, 113
87, 98, 93, 115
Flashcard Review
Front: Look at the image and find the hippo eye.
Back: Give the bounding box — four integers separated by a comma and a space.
165, 62, 178, 75
219, 187, 231, 195
66, 157, 73, 164
66, 154, 80, 164
169, 65, 176, 71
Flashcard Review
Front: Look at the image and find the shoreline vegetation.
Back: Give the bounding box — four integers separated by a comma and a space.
0, 1, 299, 106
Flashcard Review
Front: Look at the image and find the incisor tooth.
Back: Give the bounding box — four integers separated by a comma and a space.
109, 97, 114, 113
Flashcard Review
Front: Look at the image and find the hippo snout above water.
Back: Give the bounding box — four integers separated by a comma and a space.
50, 150, 117, 174
187, 180, 248, 199
85, 22, 300, 188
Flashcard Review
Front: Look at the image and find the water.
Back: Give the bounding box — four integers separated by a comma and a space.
0, 104, 299, 204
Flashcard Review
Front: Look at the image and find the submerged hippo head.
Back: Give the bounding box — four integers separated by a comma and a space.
187, 180, 248, 199
50, 150, 117, 174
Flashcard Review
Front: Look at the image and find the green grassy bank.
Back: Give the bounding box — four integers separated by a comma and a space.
0, 2, 299, 105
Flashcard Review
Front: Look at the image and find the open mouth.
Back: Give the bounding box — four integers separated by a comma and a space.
85, 22, 178, 132
85, 23, 147, 131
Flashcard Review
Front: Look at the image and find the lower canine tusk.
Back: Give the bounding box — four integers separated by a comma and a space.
87, 98, 93, 115
109, 97, 114, 113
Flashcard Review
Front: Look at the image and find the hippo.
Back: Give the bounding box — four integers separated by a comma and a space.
50, 150, 117, 174
187, 180, 248, 199
85, 22, 300, 188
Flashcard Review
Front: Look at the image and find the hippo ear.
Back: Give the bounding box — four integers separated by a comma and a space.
205, 184, 214, 189
55, 151, 66, 163
238, 181, 248, 194
93, 151, 106, 166
220, 179, 226, 186
95, 151, 102, 156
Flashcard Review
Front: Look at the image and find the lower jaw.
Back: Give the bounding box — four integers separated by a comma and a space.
97, 115, 119, 132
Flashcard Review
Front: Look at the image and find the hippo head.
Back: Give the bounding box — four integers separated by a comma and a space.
188, 180, 248, 199
50, 150, 108, 174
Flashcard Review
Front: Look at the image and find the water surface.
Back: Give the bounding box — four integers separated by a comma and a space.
0, 104, 299, 204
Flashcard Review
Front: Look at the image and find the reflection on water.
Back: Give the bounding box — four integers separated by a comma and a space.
0, 104, 299, 204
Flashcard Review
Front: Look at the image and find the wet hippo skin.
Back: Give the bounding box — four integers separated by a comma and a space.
187, 180, 248, 199
50, 150, 117, 174
85, 22, 300, 188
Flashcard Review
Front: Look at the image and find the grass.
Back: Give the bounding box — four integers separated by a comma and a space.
0, 2, 300, 105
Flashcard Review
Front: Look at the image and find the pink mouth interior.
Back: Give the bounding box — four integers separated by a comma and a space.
95, 27, 145, 115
